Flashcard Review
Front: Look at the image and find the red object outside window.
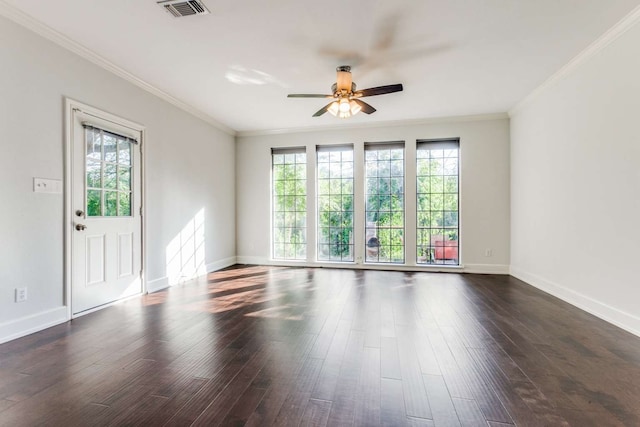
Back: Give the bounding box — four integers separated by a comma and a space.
431, 236, 458, 261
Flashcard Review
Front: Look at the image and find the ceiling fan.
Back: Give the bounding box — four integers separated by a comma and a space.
287, 66, 403, 118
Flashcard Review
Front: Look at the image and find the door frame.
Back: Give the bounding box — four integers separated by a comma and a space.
64, 98, 147, 319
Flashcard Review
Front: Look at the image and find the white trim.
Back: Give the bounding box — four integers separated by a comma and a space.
510, 266, 640, 338
510, 4, 640, 117
206, 256, 238, 273
147, 276, 170, 293
64, 100, 73, 321
0, 1, 235, 136
0, 307, 68, 345
463, 264, 510, 275
71, 292, 144, 319
236, 113, 509, 138
147, 257, 237, 294
140, 127, 148, 299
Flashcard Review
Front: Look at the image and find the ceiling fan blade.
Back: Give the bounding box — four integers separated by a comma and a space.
312, 102, 334, 117
353, 99, 376, 114
288, 94, 334, 98
354, 84, 403, 98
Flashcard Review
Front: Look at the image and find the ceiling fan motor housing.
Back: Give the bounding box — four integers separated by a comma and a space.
336, 65, 353, 93
331, 82, 356, 96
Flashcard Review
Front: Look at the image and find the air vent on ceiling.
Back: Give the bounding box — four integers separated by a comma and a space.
158, 0, 210, 18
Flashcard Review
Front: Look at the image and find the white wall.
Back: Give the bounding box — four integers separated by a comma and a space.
510, 19, 640, 335
0, 16, 236, 342
236, 117, 510, 273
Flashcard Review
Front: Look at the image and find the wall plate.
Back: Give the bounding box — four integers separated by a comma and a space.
34, 178, 63, 194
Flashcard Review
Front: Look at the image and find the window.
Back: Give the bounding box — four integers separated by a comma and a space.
84, 125, 134, 217
365, 142, 405, 263
272, 148, 307, 260
416, 139, 459, 265
317, 145, 354, 262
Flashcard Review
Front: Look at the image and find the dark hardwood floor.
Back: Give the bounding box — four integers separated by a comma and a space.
1, 265, 640, 426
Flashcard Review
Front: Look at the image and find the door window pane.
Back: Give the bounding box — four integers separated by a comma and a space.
105, 191, 118, 216
86, 131, 102, 161
104, 164, 117, 189
118, 139, 132, 165
84, 126, 135, 217
87, 190, 102, 216
87, 160, 101, 188
118, 192, 131, 216
118, 166, 131, 192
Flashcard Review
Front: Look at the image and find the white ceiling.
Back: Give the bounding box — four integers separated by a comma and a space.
5, 0, 640, 133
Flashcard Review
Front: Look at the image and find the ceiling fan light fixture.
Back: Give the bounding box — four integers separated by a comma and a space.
339, 98, 351, 113
349, 100, 362, 115
328, 101, 340, 116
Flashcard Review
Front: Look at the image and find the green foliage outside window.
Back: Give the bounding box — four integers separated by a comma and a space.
272, 152, 306, 260
365, 147, 404, 263
317, 150, 353, 261
85, 128, 133, 217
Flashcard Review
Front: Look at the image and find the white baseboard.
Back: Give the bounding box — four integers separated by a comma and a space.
236, 256, 509, 274
206, 256, 237, 273
146, 276, 170, 293
0, 306, 69, 345
236, 256, 273, 266
147, 257, 238, 294
510, 266, 640, 338
464, 263, 510, 274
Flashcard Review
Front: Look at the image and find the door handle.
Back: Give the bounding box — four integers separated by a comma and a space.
75, 223, 87, 231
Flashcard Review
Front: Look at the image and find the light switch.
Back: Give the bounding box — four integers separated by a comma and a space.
34, 178, 62, 194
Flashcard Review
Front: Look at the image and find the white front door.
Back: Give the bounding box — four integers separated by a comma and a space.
71, 106, 143, 316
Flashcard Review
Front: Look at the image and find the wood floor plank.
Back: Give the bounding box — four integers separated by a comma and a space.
396, 328, 432, 419
244, 336, 317, 427
354, 346, 381, 426
381, 336, 402, 380
1, 265, 639, 426
425, 322, 512, 424
140, 377, 209, 425
191, 343, 271, 425
219, 386, 267, 426
451, 398, 488, 427
163, 341, 263, 426
300, 398, 332, 427
325, 330, 365, 425
0, 399, 17, 413
271, 357, 324, 426
381, 378, 407, 426
467, 346, 570, 426
310, 319, 352, 401
407, 416, 436, 426
423, 374, 461, 427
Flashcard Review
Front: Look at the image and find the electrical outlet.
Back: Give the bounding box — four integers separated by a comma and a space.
484, 248, 493, 257
15, 287, 27, 303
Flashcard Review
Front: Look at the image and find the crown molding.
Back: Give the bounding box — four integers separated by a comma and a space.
509, 4, 640, 117
0, 1, 236, 136
236, 112, 509, 138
